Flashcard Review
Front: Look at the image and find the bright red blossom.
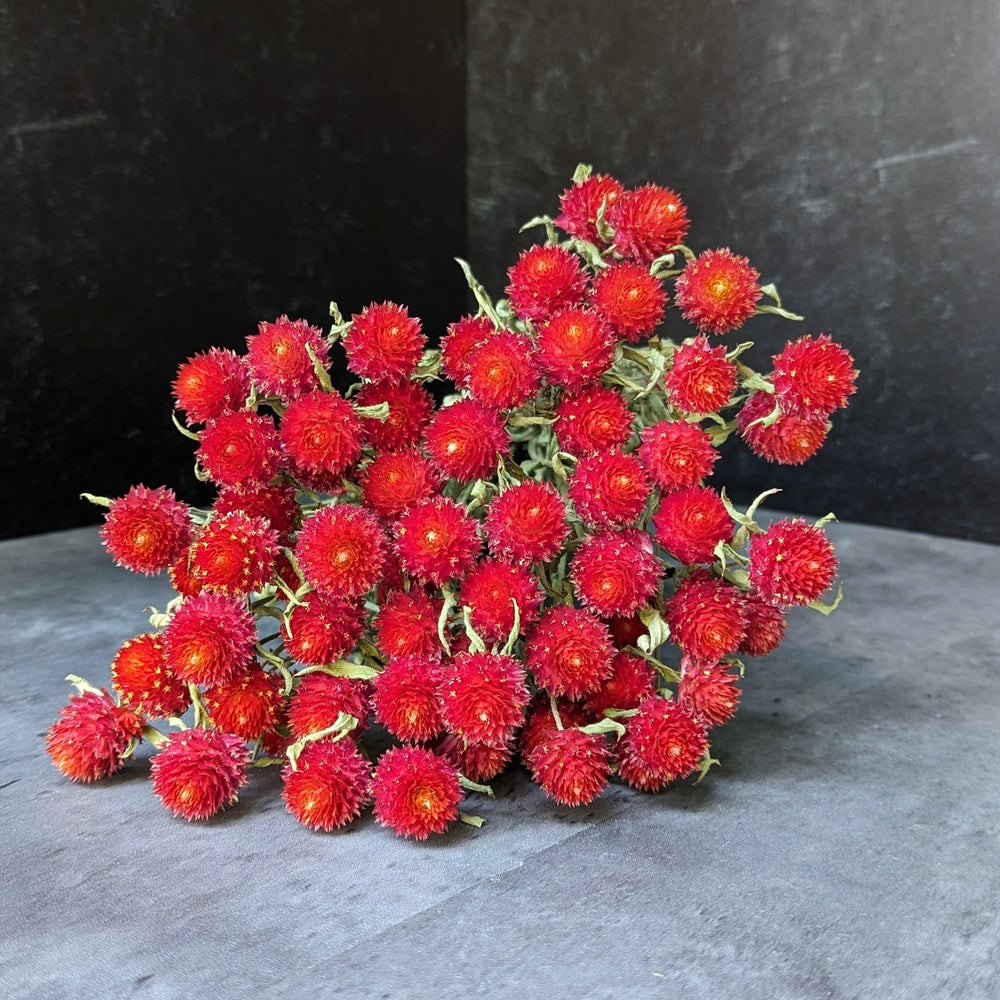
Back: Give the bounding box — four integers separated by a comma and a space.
588, 261, 668, 343
617, 696, 708, 789
638, 420, 719, 492
287, 673, 371, 740
771, 334, 857, 417
568, 451, 652, 530
653, 485, 734, 565
739, 592, 788, 656
281, 738, 371, 831
463, 329, 541, 410
172, 347, 250, 425
281, 591, 366, 666
375, 588, 444, 659
665, 336, 739, 414
738, 391, 829, 465
371, 745, 463, 840
343, 301, 426, 381
519, 695, 592, 763
528, 727, 612, 806
555, 385, 633, 455
245, 316, 330, 402
674, 248, 762, 335
295, 504, 387, 599
197, 410, 282, 488
100, 485, 193, 576
536, 308, 615, 392
608, 183, 690, 266
440, 314, 494, 384
163, 592, 257, 687
482, 480, 569, 564
678, 658, 741, 728
748, 518, 838, 607
360, 449, 441, 521
570, 528, 662, 618
213, 481, 299, 541
423, 398, 509, 482
393, 496, 481, 586
111, 633, 189, 718
203, 666, 284, 741
190, 511, 279, 596
584, 651, 657, 718
46, 690, 144, 783
525, 606, 615, 700
664, 571, 748, 660
372, 654, 444, 742
354, 380, 435, 452
505, 244, 588, 324
459, 558, 544, 642
554, 172, 624, 244
280, 390, 363, 478
439, 652, 530, 745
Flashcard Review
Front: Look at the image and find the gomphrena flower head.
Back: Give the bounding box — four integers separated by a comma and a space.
525, 606, 615, 700
359, 448, 441, 523
287, 672, 371, 740
245, 315, 330, 402
281, 738, 371, 831
172, 347, 250, 425
203, 666, 284, 741
528, 727, 612, 807
519, 695, 592, 763
459, 558, 544, 643
343, 301, 426, 381
608, 182, 690, 266
652, 485, 734, 565
505, 243, 588, 324
536, 308, 615, 392
354, 379, 435, 452
664, 335, 739, 414
150, 727, 250, 821
583, 651, 657, 718
463, 329, 541, 410
279, 389, 363, 479
196, 410, 283, 488
737, 391, 829, 465
190, 510, 280, 596
771, 334, 858, 418
371, 745, 463, 840
664, 570, 748, 661
436, 732, 515, 783
281, 591, 367, 666
554, 172, 624, 244
374, 588, 444, 659
46, 690, 144, 783
162, 592, 257, 687
748, 518, 838, 607
554, 385, 634, 455
739, 592, 788, 656
567, 450, 652, 530
570, 528, 662, 619
439, 651, 530, 746
372, 654, 444, 743
674, 248, 762, 335
100, 484, 193, 576
423, 398, 509, 483
213, 481, 300, 542
638, 419, 720, 492
588, 260, 668, 344
111, 632, 190, 718
440, 314, 495, 384
393, 496, 482, 587
295, 504, 388, 599
678, 658, 741, 728
617, 695, 708, 790
482, 480, 569, 565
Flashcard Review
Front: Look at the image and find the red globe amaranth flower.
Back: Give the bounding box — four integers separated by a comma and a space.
100, 485, 193, 576
203, 666, 284, 741
213, 481, 300, 541
439, 652, 530, 746
172, 348, 250, 425
163, 592, 257, 687
771, 334, 858, 417
584, 651, 657, 717
371, 745, 463, 840
343, 301, 426, 381
678, 658, 741, 728
567, 451, 652, 530
554, 172, 624, 244
482, 480, 569, 564
463, 329, 541, 410
588, 261, 668, 343
525, 606, 615, 700
674, 248, 762, 335
608, 183, 690, 266
459, 558, 544, 643
282, 591, 367, 666
393, 496, 481, 586
617, 696, 708, 789
245, 315, 330, 402
287, 673, 371, 739
46, 690, 144, 783
354, 379, 435, 452
638, 420, 719, 492
748, 518, 838, 607
440, 314, 494, 384
150, 728, 250, 821
375, 588, 444, 659
737, 390, 829, 465
436, 733, 515, 783
739, 592, 788, 656
295, 504, 387, 599
280, 390, 363, 479
197, 409, 282, 488
423, 398, 509, 483
281, 738, 371, 831
372, 654, 444, 742
528, 727, 612, 806
190, 511, 280, 596
554, 385, 634, 455
665, 336, 739, 414
536, 308, 615, 392
169, 543, 203, 599
505, 243, 588, 324
570, 528, 662, 618
519, 695, 592, 762
664, 571, 748, 660
111, 632, 190, 718
359, 449, 441, 522
653, 485, 734, 565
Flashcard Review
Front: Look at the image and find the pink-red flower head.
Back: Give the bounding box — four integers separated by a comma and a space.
536, 308, 615, 392
588, 261, 667, 343
528, 727, 612, 806
459, 558, 544, 643
196, 410, 282, 489
190, 510, 280, 596
482, 480, 569, 564
172, 348, 250, 425
111, 632, 190, 718
281, 591, 367, 666
463, 329, 541, 410
638, 420, 719, 492
439, 651, 530, 746
372, 745, 463, 840
568, 451, 652, 530
771, 334, 858, 418
393, 496, 481, 586
372, 654, 444, 743
46, 690, 144, 783
281, 738, 371, 831
525, 606, 615, 700
554, 172, 624, 244
570, 528, 662, 618
665, 336, 739, 414
608, 183, 690, 266
748, 518, 838, 607
163, 592, 257, 687
100, 485, 193, 576
246, 315, 330, 402
280, 390, 363, 480
505, 243, 588, 324
343, 301, 426, 381
674, 248, 762, 335
664, 570, 748, 660
738, 391, 829, 466
423, 398, 509, 483
617, 696, 708, 790
653, 485, 734, 565
295, 504, 388, 599
555, 385, 634, 455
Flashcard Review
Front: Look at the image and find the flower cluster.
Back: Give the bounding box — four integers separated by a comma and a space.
53, 165, 855, 838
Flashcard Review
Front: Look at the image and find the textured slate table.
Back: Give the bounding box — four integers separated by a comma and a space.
2, 521, 998, 1000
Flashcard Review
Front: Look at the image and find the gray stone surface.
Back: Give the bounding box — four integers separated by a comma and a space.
1, 521, 998, 999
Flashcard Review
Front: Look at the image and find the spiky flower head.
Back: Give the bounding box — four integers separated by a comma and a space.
423, 398, 509, 483
372, 654, 444, 743
279, 390, 363, 479
459, 558, 544, 643
343, 301, 426, 381
371, 745, 463, 840
747, 518, 838, 607
393, 496, 482, 587
111, 632, 190, 718
519, 695, 592, 763
286, 672, 371, 740
505, 243, 588, 324
281, 737, 371, 831
674, 248, 762, 335
739, 592, 788, 656
436, 732, 515, 783
213, 481, 300, 541
678, 657, 741, 728
162, 592, 257, 687
588, 261, 668, 343
524, 606, 615, 700
570, 528, 662, 619
771, 333, 858, 418
190, 510, 279, 596
536, 308, 615, 392
150, 727, 250, 821
664, 570, 748, 660
100, 484, 193, 576
482, 479, 569, 565
583, 651, 657, 718
281, 591, 367, 666
245, 315, 330, 402
608, 183, 690, 266
637, 420, 720, 492
354, 379, 435, 452
359, 448, 441, 522
203, 666, 284, 741
554, 172, 624, 244
374, 588, 444, 659
567, 450, 652, 530
196, 409, 283, 489
440, 314, 495, 385
554, 385, 634, 455
439, 651, 530, 746
737, 391, 829, 465
463, 329, 541, 410
295, 504, 388, 599
46, 690, 144, 783
617, 695, 708, 789
528, 727, 612, 806
652, 485, 734, 565
664, 335, 739, 414
172, 347, 250, 425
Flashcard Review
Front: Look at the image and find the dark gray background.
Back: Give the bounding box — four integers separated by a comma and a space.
3, 1, 999, 543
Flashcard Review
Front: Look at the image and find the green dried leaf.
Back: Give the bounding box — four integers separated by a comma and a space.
571, 162, 593, 184
807, 582, 844, 616
170, 410, 201, 441
455, 257, 503, 329
578, 717, 627, 740
459, 775, 494, 797
65, 674, 102, 696
305, 342, 334, 393
354, 401, 390, 422
459, 812, 485, 829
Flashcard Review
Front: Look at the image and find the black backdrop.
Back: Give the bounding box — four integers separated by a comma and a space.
4, 1, 999, 543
